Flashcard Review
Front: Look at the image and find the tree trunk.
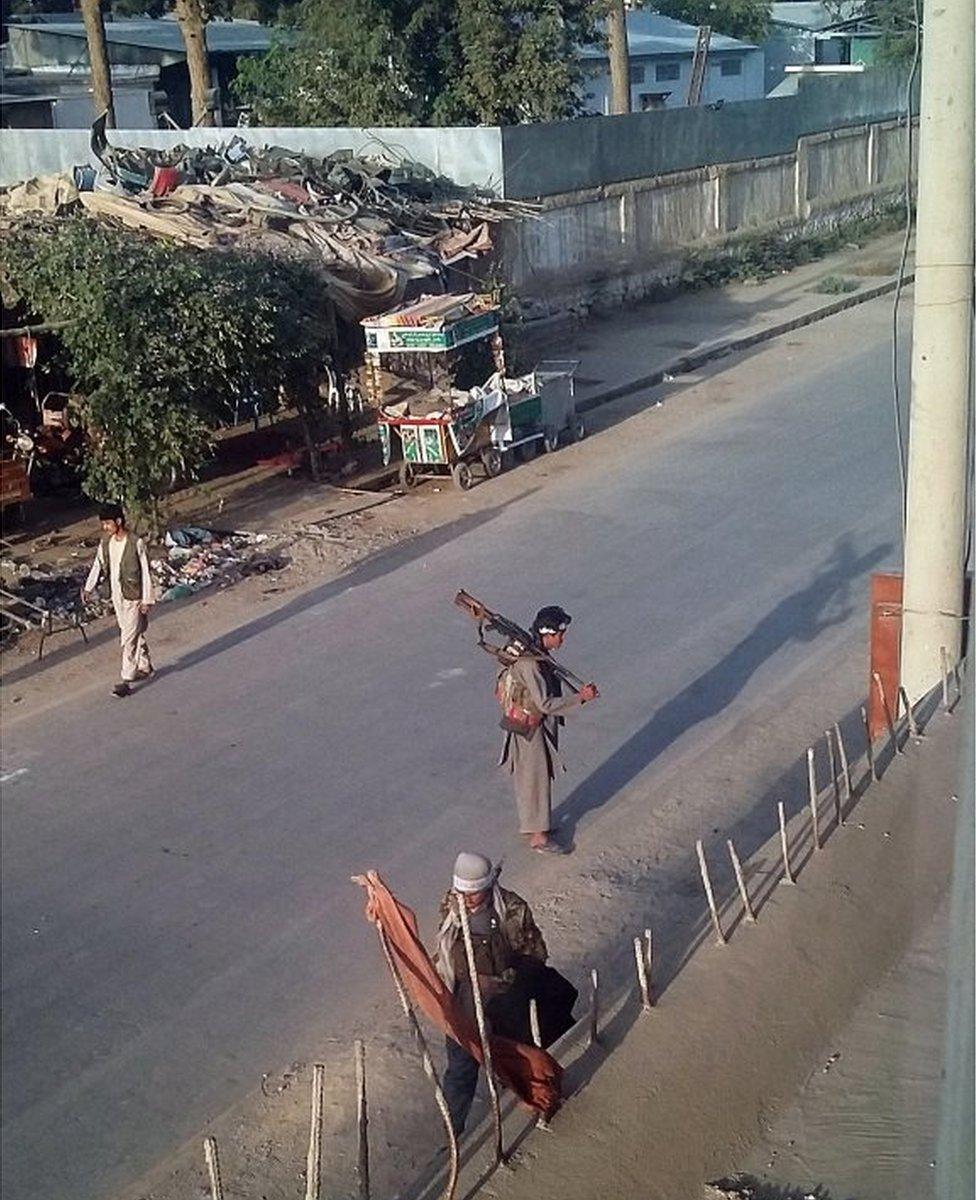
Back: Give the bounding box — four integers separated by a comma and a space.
606, 0, 631, 115
174, 0, 215, 127
79, 0, 116, 128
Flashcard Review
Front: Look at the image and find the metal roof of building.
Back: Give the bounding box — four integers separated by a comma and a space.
581, 10, 757, 59
6, 18, 272, 56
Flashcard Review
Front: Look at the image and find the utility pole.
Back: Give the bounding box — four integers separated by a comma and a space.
79, 0, 115, 128
607, 0, 631, 115
899, 0, 975, 700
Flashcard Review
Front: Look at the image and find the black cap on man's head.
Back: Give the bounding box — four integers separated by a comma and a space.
532, 605, 572, 636
98, 503, 125, 523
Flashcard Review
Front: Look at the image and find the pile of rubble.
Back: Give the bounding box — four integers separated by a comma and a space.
0, 526, 289, 643
153, 525, 288, 601
0, 133, 537, 321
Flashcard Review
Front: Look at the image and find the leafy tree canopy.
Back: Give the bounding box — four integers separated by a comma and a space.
2, 218, 333, 516
234, 0, 604, 127
652, 1, 772, 43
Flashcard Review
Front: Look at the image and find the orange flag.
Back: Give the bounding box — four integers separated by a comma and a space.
355, 870, 562, 1120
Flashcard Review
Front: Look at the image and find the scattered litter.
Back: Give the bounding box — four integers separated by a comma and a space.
153, 526, 287, 600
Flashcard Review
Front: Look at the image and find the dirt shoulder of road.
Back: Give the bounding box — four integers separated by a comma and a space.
478, 698, 961, 1200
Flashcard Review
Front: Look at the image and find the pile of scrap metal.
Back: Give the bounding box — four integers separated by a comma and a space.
0, 125, 537, 323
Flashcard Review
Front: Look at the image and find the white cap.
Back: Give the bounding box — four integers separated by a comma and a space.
452, 851, 495, 894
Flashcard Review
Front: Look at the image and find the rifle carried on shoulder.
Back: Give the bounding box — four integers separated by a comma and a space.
454, 589, 587, 693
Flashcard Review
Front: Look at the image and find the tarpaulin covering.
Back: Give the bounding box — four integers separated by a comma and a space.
357, 870, 563, 1120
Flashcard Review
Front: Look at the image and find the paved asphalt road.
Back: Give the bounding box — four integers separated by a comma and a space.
1, 299, 905, 1199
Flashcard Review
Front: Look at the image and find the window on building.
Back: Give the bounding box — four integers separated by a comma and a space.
655, 61, 680, 82
720, 57, 743, 76
639, 92, 670, 111
630, 63, 645, 84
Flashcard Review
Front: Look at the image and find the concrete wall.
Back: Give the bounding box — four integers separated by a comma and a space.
498, 114, 917, 310
0, 125, 505, 191
501, 69, 913, 199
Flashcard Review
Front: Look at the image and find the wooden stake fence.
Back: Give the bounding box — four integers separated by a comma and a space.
305, 1064, 325, 1200
834, 720, 852, 803
778, 802, 795, 884
588, 968, 601, 1046
696, 839, 726, 944
873, 671, 902, 755
861, 704, 879, 781
203, 1137, 224, 1200
825, 728, 842, 828
355, 1041, 370, 1200
456, 894, 504, 1167
806, 747, 821, 850
899, 685, 921, 741
633, 930, 652, 1009
727, 838, 756, 923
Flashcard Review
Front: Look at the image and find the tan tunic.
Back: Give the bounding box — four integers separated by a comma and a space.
500, 656, 583, 834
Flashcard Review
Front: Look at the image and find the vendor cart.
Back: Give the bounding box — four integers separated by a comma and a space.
362, 296, 583, 491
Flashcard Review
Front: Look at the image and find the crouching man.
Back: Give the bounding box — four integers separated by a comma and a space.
434, 851, 577, 1136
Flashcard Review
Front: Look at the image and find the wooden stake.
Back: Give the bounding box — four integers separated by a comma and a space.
203, 1137, 224, 1200
588, 967, 601, 1045
834, 720, 852, 803
861, 704, 879, 781
825, 728, 842, 829
305, 1063, 325, 1200
899, 685, 921, 740
696, 839, 726, 944
778, 802, 795, 885
529, 998, 542, 1048
727, 838, 756, 922
644, 928, 654, 1006
940, 646, 951, 711
354, 1041, 370, 1200
456, 894, 504, 1167
806, 747, 821, 850
873, 671, 902, 755
375, 924, 459, 1200
634, 934, 652, 1009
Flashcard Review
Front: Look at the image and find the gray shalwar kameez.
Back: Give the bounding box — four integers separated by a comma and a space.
499, 655, 584, 835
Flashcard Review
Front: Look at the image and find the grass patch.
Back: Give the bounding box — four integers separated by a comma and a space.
813, 274, 861, 295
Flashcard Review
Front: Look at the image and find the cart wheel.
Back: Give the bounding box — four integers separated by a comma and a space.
452, 461, 474, 491
571, 415, 586, 442
543, 426, 560, 454
517, 439, 538, 463
399, 461, 417, 489
481, 448, 504, 478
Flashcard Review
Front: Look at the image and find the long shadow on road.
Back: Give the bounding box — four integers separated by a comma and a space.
554, 535, 894, 843
3, 492, 536, 691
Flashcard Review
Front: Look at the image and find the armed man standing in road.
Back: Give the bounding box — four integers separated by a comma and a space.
497, 605, 598, 854
81, 504, 155, 698
434, 851, 576, 1136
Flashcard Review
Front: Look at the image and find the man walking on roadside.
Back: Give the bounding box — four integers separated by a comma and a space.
81, 504, 155, 698
498, 605, 598, 854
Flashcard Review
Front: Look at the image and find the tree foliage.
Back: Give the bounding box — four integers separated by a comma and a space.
652, 0, 771, 43
824, 0, 921, 64
234, 0, 603, 126
2, 219, 334, 515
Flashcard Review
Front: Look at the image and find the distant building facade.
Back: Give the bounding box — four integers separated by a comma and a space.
581, 10, 764, 113
1, 15, 271, 129
764, 2, 882, 94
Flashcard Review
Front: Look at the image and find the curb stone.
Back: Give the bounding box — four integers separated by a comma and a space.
575, 274, 915, 414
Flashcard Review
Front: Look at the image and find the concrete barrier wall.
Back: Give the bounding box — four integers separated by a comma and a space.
500, 69, 915, 199
499, 116, 916, 308
0, 125, 505, 191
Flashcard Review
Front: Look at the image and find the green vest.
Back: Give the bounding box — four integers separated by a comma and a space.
100, 533, 143, 601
